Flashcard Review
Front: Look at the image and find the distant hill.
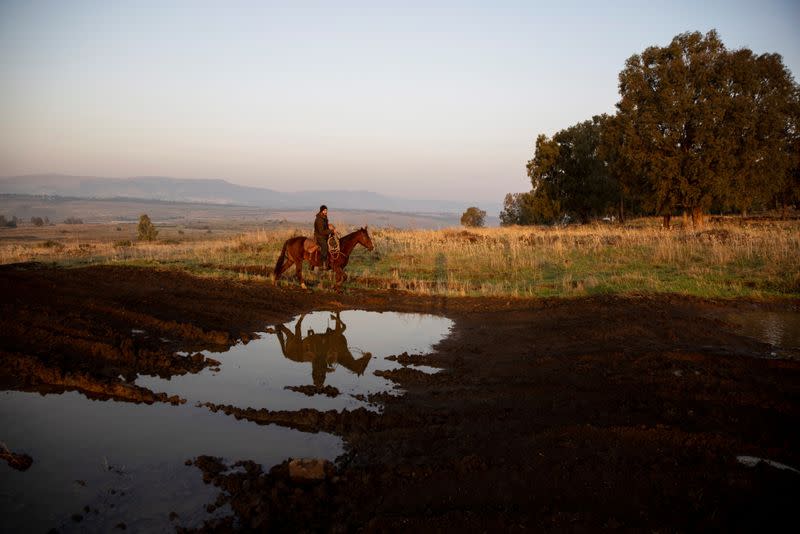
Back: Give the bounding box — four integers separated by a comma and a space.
0, 175, 501, 215
0, 194, 483, 229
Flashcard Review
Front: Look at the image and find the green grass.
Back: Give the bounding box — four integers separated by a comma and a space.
3, 219, 799, 300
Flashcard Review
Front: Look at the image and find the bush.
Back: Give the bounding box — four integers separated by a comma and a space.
63, 217, 83, 224
31, 217, 45, 227
0, 215, 17, 228
137, 214, 159, 241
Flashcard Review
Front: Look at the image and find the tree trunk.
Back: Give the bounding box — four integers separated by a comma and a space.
662, 213, 671, 229
618, 194, 625, 224
682, 209, 689, 227
690, 207, 705, 229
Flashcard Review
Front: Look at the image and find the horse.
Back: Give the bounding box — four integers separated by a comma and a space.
275, 312, 372, 387
273, 226, 374, 289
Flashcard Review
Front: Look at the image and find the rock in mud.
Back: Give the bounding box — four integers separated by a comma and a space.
288, 458, 331, 482
0, 445, 33, 471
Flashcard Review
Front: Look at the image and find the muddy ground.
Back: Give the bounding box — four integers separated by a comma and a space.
1, 263, 799, 532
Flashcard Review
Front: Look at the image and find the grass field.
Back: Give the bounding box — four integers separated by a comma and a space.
1, 216, 798, 299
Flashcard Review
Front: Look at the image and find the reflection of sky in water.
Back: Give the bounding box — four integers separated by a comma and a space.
712, 309, 800, 356
0, 391, 341, 533
0, 311, 452, 533
137, 311, 454, 411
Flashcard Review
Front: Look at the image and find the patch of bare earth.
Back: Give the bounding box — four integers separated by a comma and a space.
1, 264, 798, 531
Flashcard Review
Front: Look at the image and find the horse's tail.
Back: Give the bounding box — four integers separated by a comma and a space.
273, 239, 289, 282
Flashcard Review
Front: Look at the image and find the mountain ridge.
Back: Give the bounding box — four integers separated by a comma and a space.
0, 174, 501, 214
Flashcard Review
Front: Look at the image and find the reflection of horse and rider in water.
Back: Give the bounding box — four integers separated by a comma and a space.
275, 312, 372, 388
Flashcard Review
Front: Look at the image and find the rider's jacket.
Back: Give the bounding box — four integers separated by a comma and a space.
314, 212, 332, 240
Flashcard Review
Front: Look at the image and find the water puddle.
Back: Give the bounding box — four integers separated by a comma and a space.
708, 308, 800, 359
0, 310, 452, 532
737, 455, 800, 475
138, 310, 453, 412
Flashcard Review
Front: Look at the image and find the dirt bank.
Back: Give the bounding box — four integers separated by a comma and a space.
2, 264, 799, 531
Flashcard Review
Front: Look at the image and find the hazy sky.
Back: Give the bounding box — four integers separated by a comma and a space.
1, 1, 798, 203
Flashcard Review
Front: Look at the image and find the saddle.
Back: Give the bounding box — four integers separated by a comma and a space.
303, 239, 320, 254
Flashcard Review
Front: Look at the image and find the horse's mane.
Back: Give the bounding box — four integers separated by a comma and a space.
339, 227, 365, 242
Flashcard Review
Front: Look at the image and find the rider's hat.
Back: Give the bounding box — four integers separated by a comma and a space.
320, 205, 328, 212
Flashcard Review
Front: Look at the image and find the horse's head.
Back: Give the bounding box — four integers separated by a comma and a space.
358, 226, 375, 251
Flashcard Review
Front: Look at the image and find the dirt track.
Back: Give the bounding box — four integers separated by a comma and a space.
1, 264, 799, 532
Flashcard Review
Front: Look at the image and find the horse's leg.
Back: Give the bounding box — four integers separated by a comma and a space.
296, 259, 306, 289
333, 266, 344, 291
275, 257, 295, 284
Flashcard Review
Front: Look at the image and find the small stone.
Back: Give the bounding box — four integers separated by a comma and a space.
288, 458, 329, 482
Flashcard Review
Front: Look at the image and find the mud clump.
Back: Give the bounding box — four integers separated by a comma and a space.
199, 403, 389, 436
374, 367, 436, 383
182, 456, 340, 533
0, 264, 302, 404
284, 384, 341, 397
0, 444, 33, 471
1, 351, 185, 405
385, 351, 439, 368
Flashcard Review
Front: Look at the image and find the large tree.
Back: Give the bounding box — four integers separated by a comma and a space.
615, 30, 799, 227
526, 115, 617, 223
717, 50, 799, 216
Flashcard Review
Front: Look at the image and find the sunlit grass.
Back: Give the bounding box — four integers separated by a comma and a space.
1, 218, 798, 299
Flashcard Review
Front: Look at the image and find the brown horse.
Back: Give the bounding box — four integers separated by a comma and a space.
273, 226, 374, 289
275, 312, 372, 388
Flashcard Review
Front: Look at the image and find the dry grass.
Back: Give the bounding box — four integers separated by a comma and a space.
1, 218, 798, 298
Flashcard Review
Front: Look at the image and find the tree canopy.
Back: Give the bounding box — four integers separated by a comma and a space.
460, 206, 487, 227
527, 115, 618, 223
508, 30, 800, 227
614, 30, 799, 225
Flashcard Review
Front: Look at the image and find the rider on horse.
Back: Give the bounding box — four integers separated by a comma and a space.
314, 205, 336, 270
